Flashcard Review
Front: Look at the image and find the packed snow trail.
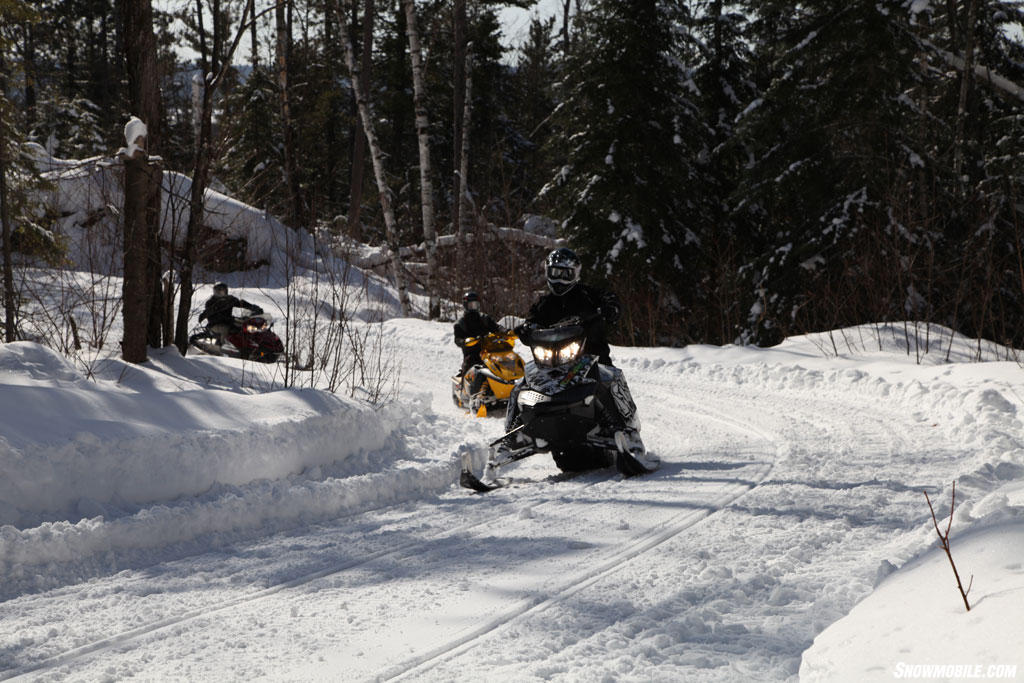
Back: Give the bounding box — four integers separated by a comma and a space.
1, 320, 1022, 681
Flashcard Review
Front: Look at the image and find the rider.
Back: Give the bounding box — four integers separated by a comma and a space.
198, 282, 263, 345
454, 291, 503, 378
512, 248, 644, 456
515, 247, 620, 365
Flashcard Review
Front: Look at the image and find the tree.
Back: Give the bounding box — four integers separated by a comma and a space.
121, 0, 166, 362
1, 0, 38, 343
731, 0, 1024, 346
402, 0, 439, 318
275, 0, 304, 228
173, 0, 253, 354
333, 0, 410, 316
452, 0, 467, 236
540, 0, 700, 344
689, 0, 758, 343
347, 0, 374, 240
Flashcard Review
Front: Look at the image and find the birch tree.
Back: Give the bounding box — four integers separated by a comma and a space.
451, 0, 466, 236
347, 0, 373, 240
402, 0, 438, 318
334, 0, 410, 316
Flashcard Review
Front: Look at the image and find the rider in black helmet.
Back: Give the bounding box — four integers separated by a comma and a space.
516, 247, 620, 366
198, 282, 263, 345
509, 248, 643, 456
453, 291, 503, 377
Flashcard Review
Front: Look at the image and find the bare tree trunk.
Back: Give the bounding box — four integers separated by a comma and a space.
173, 1, 255, 353
347, 0, 373, 240
452, 0, 466, 235
457, 45, 473, 237
174, 87, 214, 355
0, 46, 15, 343
248, 0, 258, 67
334, 0, 410, 316
276, 0, 304, 228
952, 0, 978, 187
122, 0, 164, 359
561, 0, 571, 56
402, 0, 438, 319
122, 150, 161, 363
21, 22, 36, 131
0, 141, 14, 343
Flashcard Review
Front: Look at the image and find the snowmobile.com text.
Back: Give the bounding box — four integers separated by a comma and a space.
892, 663, 1019, 679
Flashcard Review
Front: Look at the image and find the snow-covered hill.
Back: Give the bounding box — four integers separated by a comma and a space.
1, 317, 1023, 682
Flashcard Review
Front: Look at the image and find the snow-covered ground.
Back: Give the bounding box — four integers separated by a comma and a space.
2, 316, 1023, 682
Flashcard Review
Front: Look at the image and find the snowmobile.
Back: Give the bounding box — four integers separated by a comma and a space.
460, 316, 658, 492
188, 307, 284, 364
451, 331, 525, 417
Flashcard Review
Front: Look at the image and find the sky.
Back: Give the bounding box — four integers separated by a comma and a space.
155, 0, 567, 66
1, 146, 1023, 681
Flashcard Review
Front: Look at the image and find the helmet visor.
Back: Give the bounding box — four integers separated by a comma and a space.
465, 300, 481, 311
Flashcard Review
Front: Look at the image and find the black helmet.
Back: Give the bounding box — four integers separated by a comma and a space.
463, 291, 481, 311
545, 247, 581, 295
213, 282, 229, 296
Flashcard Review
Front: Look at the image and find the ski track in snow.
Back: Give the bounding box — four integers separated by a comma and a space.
2, 319, 1016, 681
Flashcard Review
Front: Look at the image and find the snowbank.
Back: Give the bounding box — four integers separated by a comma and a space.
0, 340, 465, 599
801, 519, 1024, 681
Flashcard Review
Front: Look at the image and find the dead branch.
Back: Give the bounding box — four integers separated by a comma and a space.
924, 481, 973, 612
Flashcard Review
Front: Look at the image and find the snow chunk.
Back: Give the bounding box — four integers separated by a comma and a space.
118, 116, 148, 159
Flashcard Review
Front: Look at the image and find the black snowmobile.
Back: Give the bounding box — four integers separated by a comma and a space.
460, 316, 658, 492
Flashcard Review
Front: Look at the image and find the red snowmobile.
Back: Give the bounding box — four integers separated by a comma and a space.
189, 307, 284, 363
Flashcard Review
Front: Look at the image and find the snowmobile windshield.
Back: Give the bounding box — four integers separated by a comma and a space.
529, 324, 586, 367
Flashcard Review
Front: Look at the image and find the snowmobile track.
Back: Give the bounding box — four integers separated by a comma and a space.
379, 409, 780, 681
382, 459, 775, 681
0, 468, 617, 682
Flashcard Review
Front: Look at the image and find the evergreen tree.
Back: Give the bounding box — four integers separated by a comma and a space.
732, 0, 1024, 346
539, 0, 701, 344
689, 1, 758, 343
732, 1, 943, 344
505, 16, 559, 217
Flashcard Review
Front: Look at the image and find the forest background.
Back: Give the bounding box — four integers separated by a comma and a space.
1, 0, 1024, 357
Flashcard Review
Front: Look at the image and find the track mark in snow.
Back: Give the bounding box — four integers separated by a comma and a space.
0, 468, 614, 682
380, 409, 778, 681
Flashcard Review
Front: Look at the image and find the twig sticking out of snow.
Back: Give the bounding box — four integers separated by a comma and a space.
924, 481, 973, 612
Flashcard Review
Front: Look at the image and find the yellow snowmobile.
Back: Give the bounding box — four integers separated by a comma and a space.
451, 331, 525, 417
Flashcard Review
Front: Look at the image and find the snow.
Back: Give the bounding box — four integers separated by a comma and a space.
2, 316, 1023, 681
118, 117, 148, 159
3, 163, 1024, 680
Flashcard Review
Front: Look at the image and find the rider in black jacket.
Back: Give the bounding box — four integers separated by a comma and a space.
507, 248, 644, 458
516, 247, 620, 366
198, 282, 263, 344
454, 291, 503, 377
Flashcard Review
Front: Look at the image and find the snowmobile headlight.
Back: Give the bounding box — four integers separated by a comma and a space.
555, 340, 582, 365
532, 345, 555, 366
531, 340, 583, 367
